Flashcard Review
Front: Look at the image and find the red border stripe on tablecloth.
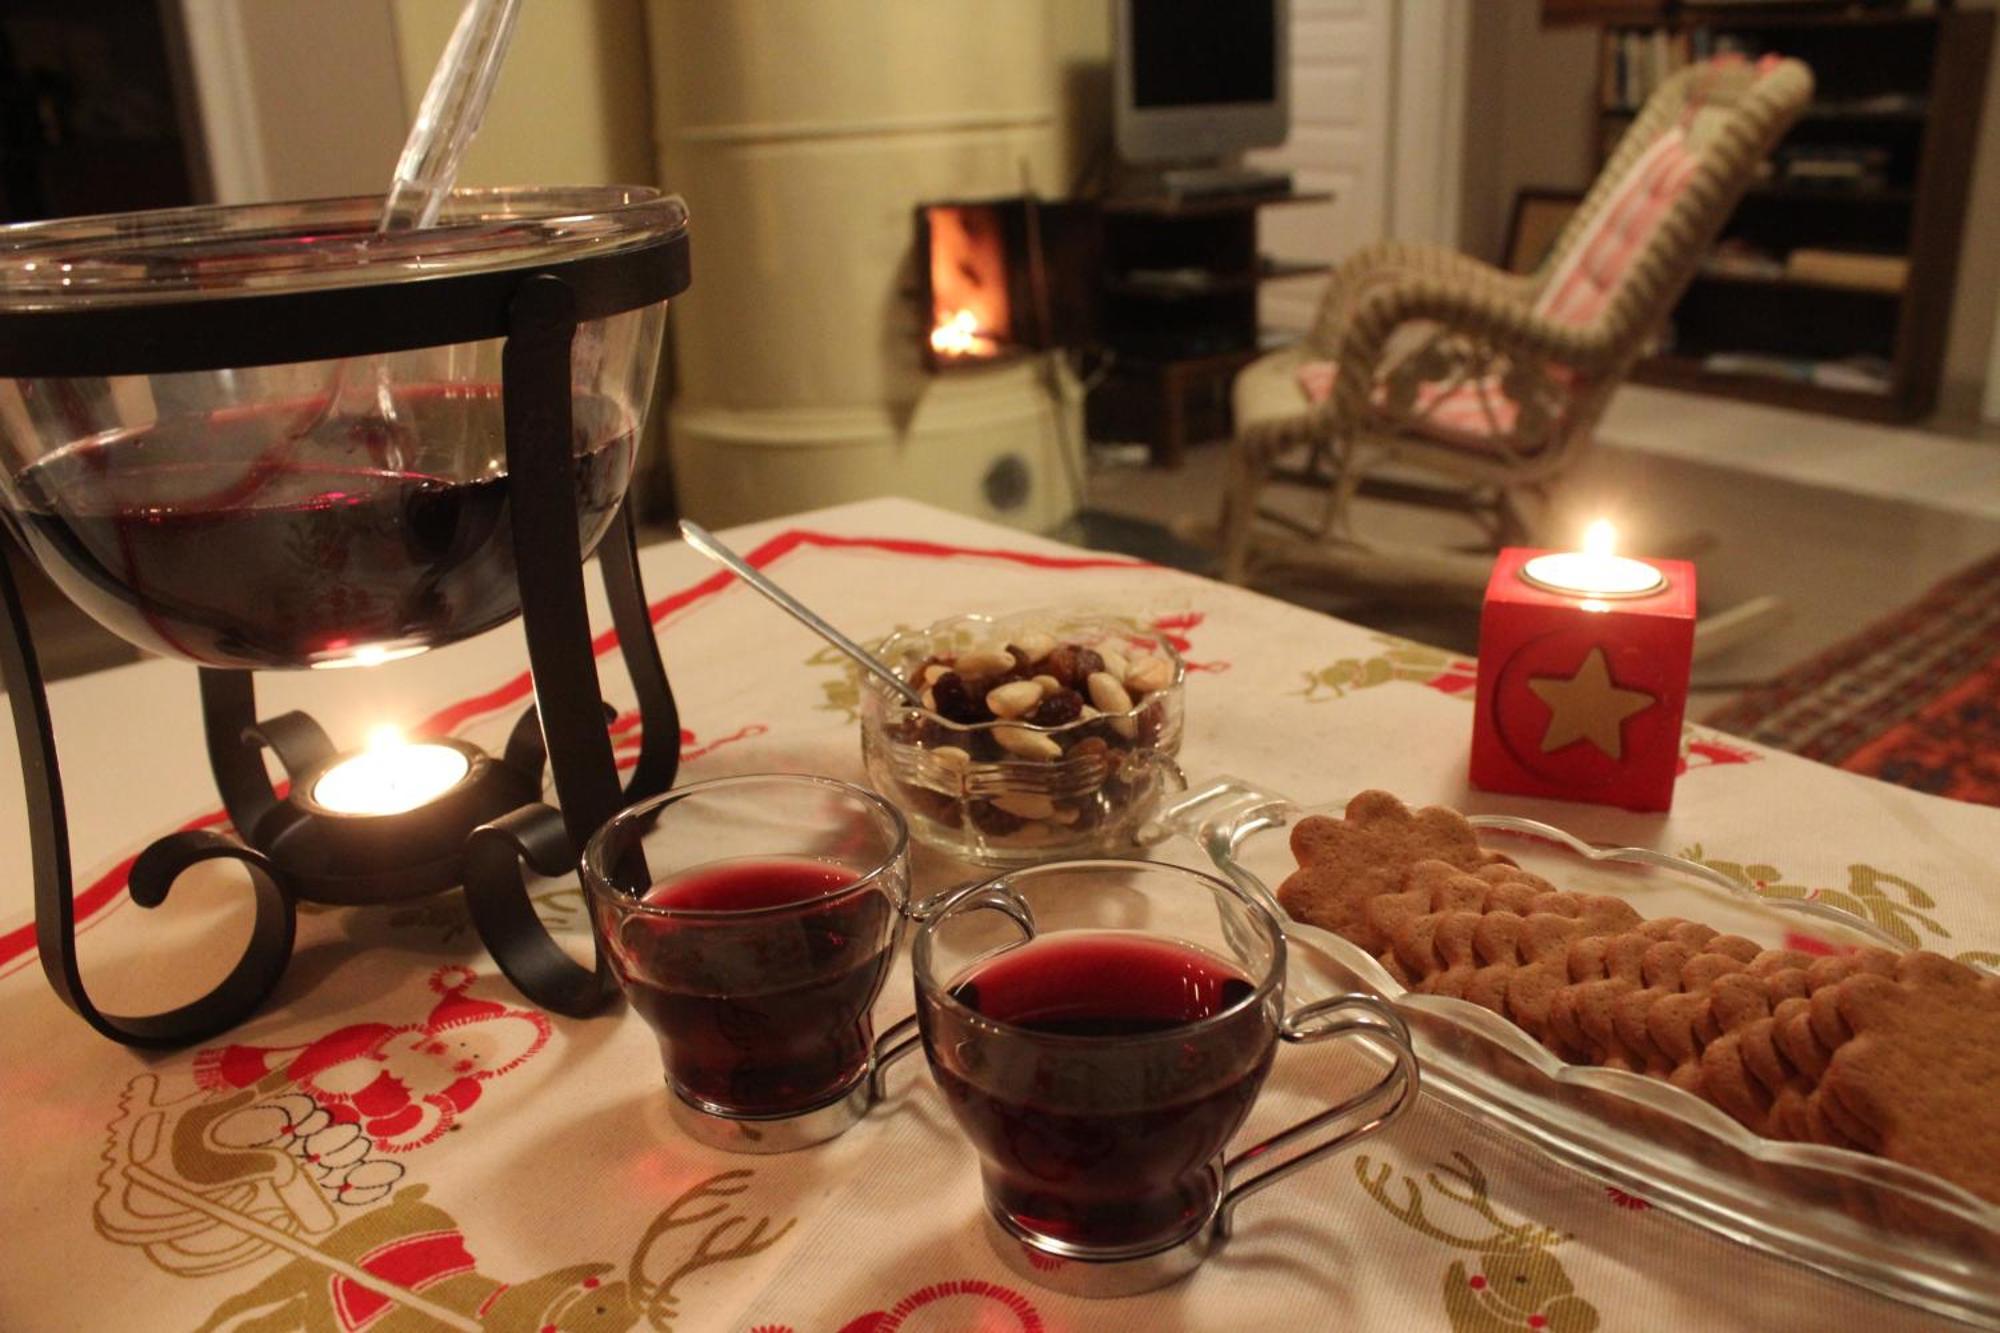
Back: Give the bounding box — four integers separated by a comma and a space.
0, 529, 1153, 972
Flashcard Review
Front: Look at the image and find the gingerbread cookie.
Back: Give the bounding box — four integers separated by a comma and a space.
1279, 791, 1511, 953
1276, 791, 2000, 1210
1815, 953, 2000, 1205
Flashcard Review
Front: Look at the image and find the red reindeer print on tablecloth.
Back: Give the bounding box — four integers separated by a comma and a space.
1147, 611, 1228, 673
192, 966, 551, 1152
832, 1277, 1044, 1333
1678, 733, 1758, 776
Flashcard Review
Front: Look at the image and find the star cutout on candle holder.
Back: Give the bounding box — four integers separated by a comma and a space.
1526, 647, 1656, 760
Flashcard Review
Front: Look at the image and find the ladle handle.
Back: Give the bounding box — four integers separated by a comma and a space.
380, 0, 524, 232
678, 521, 926, 707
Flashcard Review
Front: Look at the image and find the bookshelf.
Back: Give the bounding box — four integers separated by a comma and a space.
1553, 3, 1993, 421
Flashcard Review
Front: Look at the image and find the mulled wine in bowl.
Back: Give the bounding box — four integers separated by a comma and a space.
582, 774, 916, 1152
0, 187, 682, 670
908, 860, 1420, 1297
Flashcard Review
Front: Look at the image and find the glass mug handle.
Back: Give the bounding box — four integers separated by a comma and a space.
1216, 993, 1419, 1238
868, 881, 1040, 1104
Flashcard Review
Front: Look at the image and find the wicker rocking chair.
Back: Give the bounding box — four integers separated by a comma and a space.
1212, 56, 1814, 609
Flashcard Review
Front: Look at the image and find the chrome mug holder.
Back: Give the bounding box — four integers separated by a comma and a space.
982, 995, 1419, 1299
665, 1014, 924, 1155
895, 873, 1421, 1297
0, 225, 692, 1046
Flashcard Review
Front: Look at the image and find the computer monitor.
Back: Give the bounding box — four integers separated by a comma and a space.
1113, 0, 1290, 167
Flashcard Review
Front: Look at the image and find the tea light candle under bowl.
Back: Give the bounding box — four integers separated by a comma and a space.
312, 727, 472, 817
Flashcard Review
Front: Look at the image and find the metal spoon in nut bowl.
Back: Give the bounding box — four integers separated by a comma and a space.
677, 520, 927, 707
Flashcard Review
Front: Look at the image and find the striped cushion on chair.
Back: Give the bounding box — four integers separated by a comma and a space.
1292, 123, 1699, 450
1295, 359, 1520, 440
1533, 126, 1698, 329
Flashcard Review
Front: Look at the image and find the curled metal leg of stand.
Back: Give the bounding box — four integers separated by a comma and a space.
1, 552, 297, 1048
599, 503, 681, 802
502, 705, 550, 777
241, 711, 336, 783
463, 802, 619, 1017
57, 830, 296, 1048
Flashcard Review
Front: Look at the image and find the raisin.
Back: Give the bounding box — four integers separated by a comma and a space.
1043, 643, 1104, 690
968, 800, 1027, 835
897, 781, 958, 824
1028, 689, 1084, 728
1137, 699, 1168, 746
1066, 735, 1110, 770
929, 671, 992, 725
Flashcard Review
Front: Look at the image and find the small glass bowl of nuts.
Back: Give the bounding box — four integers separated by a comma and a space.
859, 610, 1186, 865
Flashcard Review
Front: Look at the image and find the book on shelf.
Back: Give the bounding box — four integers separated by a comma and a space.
1783, 249, 1909, 293
1601, 27, 1691, 112
1697, 352, 1893, 395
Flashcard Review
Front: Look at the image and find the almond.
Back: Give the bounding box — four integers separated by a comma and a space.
1086, 671, 1134, 716
986, 679, 1046, 719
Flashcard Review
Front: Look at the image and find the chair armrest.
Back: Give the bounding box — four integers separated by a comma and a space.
1325, 276, 1626, 427
1309, 242, 1540, 356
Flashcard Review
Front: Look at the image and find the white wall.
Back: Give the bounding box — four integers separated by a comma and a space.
179, 0, 656, 204
1457, 3, 1598, 266
386, 0, 655, 189
1942, 34, 2000, 424
180, 0, 406, 203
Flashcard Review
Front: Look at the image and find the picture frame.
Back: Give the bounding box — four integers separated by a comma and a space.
1503, 188, 1587, 275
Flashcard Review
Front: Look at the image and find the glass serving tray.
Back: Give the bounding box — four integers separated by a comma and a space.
1146, 778, 2000, 1328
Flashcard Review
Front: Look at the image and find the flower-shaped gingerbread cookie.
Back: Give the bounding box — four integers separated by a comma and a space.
1278, 790, 1512, 953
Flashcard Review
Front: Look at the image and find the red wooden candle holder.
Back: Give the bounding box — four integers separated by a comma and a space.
1470, 547, 1696, 811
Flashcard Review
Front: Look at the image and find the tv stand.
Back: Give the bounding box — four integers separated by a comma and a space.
1087, 187, 1332, 467
1160, 165, 1293, 199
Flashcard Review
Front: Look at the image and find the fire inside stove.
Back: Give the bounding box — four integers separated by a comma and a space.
925, 204, 1014, 364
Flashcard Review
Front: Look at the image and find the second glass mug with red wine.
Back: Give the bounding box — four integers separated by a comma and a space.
899, 860, 1419, 1297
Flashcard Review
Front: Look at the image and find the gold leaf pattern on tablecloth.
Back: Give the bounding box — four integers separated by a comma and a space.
1678, 846, 1998, 964
1357, 1151, 1600, 1333
1294, 633, 1478, 703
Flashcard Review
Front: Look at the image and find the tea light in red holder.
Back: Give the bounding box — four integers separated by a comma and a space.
1470, 521, 1696, 811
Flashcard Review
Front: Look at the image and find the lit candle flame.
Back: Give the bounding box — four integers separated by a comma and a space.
312, 727, 471, 816
1518, 517, 1665, 598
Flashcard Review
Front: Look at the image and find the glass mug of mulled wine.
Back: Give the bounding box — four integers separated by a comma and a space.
898, 860, 1419, 1298
581, 774, 919, 1152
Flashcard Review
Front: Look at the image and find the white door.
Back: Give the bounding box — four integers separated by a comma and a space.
1251, 0, 1397, 335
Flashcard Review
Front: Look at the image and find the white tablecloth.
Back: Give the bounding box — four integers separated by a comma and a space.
3, 497, 1994, 1332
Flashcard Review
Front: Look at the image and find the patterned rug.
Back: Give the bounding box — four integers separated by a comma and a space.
1704, 548, 2000, 807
